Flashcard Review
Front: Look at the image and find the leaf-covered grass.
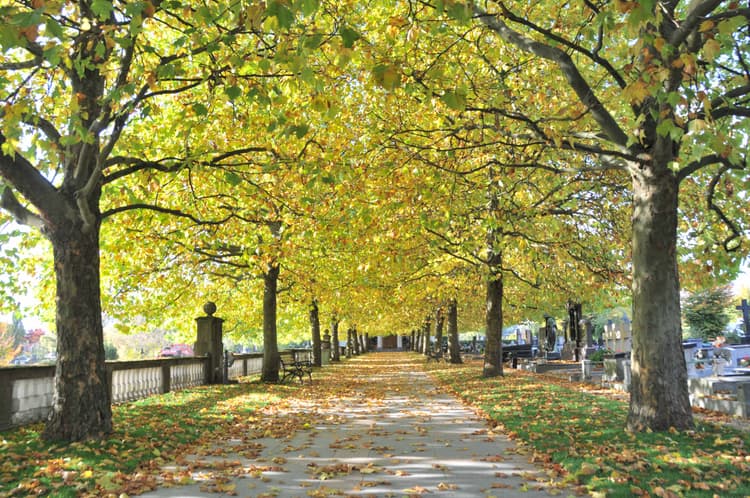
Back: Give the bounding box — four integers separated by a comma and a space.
427, 361, 750, 497
0, 378, 302, 497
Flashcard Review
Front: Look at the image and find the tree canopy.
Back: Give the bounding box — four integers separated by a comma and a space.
0, 0, 748, 438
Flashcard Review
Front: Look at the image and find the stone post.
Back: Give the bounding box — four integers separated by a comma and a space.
322, 331, 331, 365
194, 302, 224, 384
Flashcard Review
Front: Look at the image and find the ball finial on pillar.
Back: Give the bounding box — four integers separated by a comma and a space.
203, 301, 217, 316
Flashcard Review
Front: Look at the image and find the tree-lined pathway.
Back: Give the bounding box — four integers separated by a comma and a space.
141, 353, 570, 497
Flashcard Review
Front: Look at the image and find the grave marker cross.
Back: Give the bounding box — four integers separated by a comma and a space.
736, 299, 750, 336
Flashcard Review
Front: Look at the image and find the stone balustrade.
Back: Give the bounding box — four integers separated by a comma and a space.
0, 351, 285, 431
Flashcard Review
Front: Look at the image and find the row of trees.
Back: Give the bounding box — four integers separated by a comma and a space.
0, 0, 747, 440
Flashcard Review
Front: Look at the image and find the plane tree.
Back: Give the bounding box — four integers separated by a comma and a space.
0, 0, 332, 440
392, 0, 750, 430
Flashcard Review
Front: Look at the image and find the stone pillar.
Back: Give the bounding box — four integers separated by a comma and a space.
194, 302, 224, 384
322, 331, 331, 365
582, 359, 592, 381
397, 335, 403, 349
377, 336, 383, 350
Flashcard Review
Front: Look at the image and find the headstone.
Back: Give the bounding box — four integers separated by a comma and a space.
737, 299, 750, 336
603, 315, 632, 354
567, 301, 583, 361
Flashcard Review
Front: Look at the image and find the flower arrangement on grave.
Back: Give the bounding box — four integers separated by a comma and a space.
739, 356, 750, 368
712, 335, 726, 348
587, 348, 613, 362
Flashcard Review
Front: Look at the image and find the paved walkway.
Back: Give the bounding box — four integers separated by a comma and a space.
140, 353, 569, 497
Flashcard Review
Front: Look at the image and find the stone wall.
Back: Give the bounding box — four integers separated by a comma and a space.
0, 352, 272, 431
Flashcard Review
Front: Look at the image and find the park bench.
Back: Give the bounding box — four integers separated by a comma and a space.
280, 358, 313, 384
426, 350, 445, 362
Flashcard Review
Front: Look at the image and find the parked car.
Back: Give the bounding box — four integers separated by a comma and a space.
158, 344, 194, 358
10, 355, 31, 365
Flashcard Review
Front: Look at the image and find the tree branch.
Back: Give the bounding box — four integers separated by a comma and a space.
473, 3, 630, 148
0, 187, 45, 230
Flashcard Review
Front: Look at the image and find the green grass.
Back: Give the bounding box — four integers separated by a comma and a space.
0, 378, 296, 497
428, 362, 750, 497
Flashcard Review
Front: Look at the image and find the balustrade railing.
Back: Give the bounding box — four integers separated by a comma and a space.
0, 351, 300, 431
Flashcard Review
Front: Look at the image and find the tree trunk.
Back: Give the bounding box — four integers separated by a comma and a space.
422, 317, 431, 354
627, 169, 693, 430
42, 224, 112, 441
483, 274, 503, 377
410, 330, 416, 351
447, 299, 462, 364
331, 317, 340, 362
310, 300, 321, 367
435, 308, 445, 354
261, 263, 280, 383
353, 327, 361, 355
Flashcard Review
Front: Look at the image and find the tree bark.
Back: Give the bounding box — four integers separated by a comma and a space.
353, 327, 361, 354
483, 273, 504, 377
331, 317, 340, 362
627, 169, 693, 430
42, 223, 112, 441
447, 299, 462, 364
261, 263, 280, 382
422, 317, 431, 354
435, 307, 445, 354
310, 299, 321, 367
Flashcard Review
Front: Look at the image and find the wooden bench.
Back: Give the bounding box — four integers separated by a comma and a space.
426, 350, 445, 362
280, 358, 312, 384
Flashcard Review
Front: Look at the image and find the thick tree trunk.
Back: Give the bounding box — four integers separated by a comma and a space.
435, 308, 445, 354
261, 263, 280, 383
331, 317, 340, 362
410, 330, 416, 351
310, 300, 321, 367
483, 274, 503, 377
627, 170, 693, 431
447, 299, 462, 364
42, 225, 112, 441
422, 317, 431, 355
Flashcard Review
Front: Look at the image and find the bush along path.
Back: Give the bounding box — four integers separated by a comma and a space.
427, 360, 750, 498
135, 353, 572, 498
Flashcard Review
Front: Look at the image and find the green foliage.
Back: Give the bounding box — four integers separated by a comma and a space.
683, 286, 733, 341
587, 348, 613, 362
10, 312, 25, 348
103, 342, 119, 361
0, 322, 20, 364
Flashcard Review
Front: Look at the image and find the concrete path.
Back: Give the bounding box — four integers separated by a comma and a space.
140, 353, 570, 497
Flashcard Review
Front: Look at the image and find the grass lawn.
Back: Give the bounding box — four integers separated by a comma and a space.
0, 378, 304, 497
427, 360, 750, 498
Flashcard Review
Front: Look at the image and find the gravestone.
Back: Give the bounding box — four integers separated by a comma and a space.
737, 299, 750, 341
603, 313, 631, 354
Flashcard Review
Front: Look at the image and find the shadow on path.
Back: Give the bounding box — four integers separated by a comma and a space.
140, 353, 570, 497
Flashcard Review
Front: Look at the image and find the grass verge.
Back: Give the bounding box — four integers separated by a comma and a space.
0, 377, 306, 497
427, 361, 750, 498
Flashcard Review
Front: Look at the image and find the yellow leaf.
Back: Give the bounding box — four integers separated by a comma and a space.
703, 38, 721, 62
699, 20, 715, 32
